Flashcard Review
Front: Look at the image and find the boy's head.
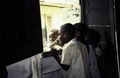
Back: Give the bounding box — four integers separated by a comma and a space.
59, 23, 76, 46
74, 23, 88, 42
48, 28, 59, 43
87, 28, 101, 47
74, 23, 88, 38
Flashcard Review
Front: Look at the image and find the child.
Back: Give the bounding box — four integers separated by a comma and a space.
47, 28, 61, 51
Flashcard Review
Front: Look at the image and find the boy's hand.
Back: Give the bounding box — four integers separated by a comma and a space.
55, 35, 61, 45
50, 49, 58, 58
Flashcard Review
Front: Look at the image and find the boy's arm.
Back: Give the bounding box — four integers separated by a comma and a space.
50, 49, 70, 71
49, 36, 61, 48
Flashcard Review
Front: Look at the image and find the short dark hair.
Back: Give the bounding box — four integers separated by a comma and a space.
74, 23, 88, 37
87, 28, 101, 44
60, 23, 76, 38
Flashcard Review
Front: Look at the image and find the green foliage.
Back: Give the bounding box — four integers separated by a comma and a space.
62, 6, 80, 20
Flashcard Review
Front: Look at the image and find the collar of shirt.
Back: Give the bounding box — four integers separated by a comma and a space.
62, 38, 76, 50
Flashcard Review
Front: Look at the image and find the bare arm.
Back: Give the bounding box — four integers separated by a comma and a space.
50, 49, 70, 71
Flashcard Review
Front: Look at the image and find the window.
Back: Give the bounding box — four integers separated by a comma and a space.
40, 0, 81, 51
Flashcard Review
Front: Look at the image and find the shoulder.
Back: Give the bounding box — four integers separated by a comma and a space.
76, 40, 87, 49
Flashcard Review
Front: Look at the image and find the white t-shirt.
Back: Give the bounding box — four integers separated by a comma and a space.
61, 38, 90, 78
89, 45, 101, 78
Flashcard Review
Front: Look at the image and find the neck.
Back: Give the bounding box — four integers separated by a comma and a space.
77, 37, 85, 44
62, 37, 74, 46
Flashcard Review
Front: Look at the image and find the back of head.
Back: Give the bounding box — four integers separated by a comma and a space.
73, 23, 89, 44
74, 23, 88, 37
87, 28, 101, 47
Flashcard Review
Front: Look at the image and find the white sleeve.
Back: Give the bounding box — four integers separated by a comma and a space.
89, 45, 101, 78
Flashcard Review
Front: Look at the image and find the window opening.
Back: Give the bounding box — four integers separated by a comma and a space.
40, 0, 81, 51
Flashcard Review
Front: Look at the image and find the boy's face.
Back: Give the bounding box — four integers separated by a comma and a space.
49, 32, 58, 43
59, 29, 68, 46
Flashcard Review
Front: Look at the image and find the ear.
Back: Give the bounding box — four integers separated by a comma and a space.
76, 31, 80, 37
64, 32, 69, 38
